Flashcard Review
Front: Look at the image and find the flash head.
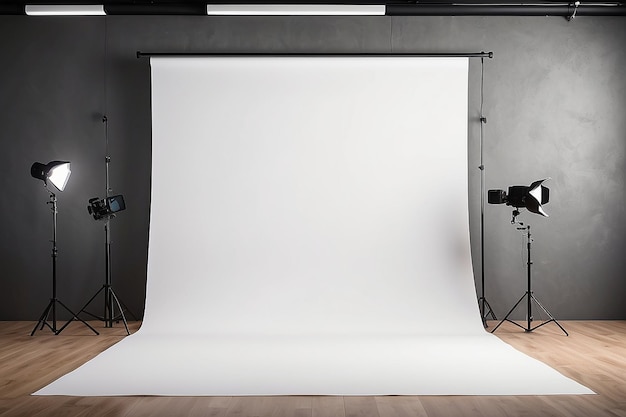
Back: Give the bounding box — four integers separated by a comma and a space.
488, 179, 550, 217
88, 195, 126, 220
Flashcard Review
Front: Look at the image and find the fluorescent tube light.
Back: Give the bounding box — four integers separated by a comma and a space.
25, 5, 105, 16
206, 4, 386, 15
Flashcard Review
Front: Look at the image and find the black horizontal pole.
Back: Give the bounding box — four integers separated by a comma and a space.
137, 51, 493, 58
4, 1, 626, 16
0, 4, 24, 14
104, 4, 205, 15
3, 2, 626, 16
386, 4, 626, 16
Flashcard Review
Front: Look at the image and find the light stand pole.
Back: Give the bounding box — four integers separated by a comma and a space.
491, 217, 568, 336
69, 209, 132, 335
68, 116, 135, 335
104, 215, 120, 329
31, 190, 99, 336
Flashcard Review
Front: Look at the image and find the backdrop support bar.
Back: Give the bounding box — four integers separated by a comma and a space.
137, 51, 494, 59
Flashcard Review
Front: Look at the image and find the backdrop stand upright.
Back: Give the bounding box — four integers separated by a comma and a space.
477, 56, 497, 327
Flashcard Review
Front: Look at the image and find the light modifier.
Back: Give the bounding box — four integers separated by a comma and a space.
31, 161, 72, 192
488, 178, 549, 217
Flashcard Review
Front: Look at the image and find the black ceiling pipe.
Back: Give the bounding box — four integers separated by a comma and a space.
0, 4, 24, 14
104, 4, 205, 14
386, 4, 626, 16
2, 1, 626, 16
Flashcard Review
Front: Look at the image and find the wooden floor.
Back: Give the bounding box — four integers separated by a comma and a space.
1, 320, 625, 417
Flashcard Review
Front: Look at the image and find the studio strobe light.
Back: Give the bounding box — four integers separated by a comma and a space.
488, 178, 567, 336
88, 195, 126, 221
30, 161, 71, 191
488, 178, 550, 219
30, 161, 99, 336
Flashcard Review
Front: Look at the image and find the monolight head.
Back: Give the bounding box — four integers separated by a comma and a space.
87, 195, 126, 221
488, 178, 550, 217
31, 161, 71, 192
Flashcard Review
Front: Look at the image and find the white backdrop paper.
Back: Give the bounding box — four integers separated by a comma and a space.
35, 56, 593, 396
143, 56, 480, 336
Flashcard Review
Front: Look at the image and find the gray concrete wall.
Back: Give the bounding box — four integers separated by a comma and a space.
1, 15, 624, 321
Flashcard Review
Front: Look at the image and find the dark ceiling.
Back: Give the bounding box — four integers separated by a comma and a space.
1, 0, 625, 16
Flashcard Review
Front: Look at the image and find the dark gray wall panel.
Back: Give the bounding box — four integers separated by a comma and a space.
0, 17, 106, 321
0, 15, 624, 321
395, 17, 626, 319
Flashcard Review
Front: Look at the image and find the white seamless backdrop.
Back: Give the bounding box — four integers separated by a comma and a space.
35, 57, 593, 396
144, 56, 480, 336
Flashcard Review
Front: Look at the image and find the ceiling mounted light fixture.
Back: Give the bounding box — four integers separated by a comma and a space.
206, 4, 386, 15
25, 4, 105, 16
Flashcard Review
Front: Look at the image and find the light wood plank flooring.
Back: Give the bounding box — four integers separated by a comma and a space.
1, 320, 625, 417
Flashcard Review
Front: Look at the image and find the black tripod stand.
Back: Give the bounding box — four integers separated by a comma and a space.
64, 117, 135, 335
491, 212, 567, 336
68, 214, 134, 335
31, 191, 99, 336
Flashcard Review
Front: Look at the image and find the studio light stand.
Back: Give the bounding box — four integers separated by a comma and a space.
490, 210, 568, 336
30, 161, 99, 336
69, 209, 133, 335
63, 116, 134, 335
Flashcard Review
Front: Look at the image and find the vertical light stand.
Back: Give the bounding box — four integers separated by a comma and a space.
101, 154, 134, 332
477, 56, 496, 327
68, 116, 135, 335
491, 219, 568, 335
32, 191, 99, 336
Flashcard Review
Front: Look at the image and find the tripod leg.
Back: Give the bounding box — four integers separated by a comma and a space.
40, 305, 52, 331
479, 298, 497, 320
31, 300, 54, 336
107, 288, 137, 322
478, 297, 497, 327
109, 289, 130, 335
112, 295, 138, 321
530, 294, 568, 336
55, 300, 100, 335
104, 285, 112, 328
486, 300, 497, 320
491, 292, 527, 333
76, 285, 106, 320
121, 303, 138, 321
479, 298, 487, 328
39, 300, 57, 332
